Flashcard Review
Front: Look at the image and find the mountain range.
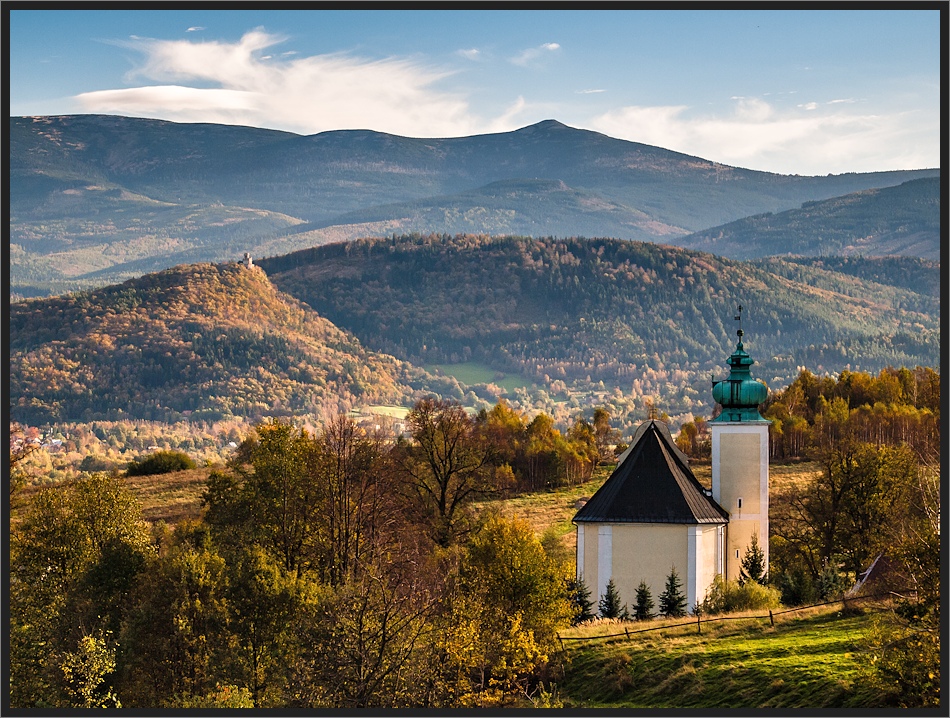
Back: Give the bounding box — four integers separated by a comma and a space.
9, 115, 940, 297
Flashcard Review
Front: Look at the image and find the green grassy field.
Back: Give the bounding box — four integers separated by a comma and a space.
554, 604, 884, 709
424, 361, 535, 393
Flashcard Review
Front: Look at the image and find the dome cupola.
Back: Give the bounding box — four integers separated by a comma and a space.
711, 305, 768, 422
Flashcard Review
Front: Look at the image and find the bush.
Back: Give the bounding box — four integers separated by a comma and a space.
79, 455, 117, 473
700, 575, 782, 615
126, 450, 197, 476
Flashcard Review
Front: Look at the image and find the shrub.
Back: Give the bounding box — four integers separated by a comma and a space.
700, 575, 782, 615
126, 450, 197, 476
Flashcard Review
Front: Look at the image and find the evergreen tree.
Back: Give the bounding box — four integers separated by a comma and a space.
598, 578, 623, 619
633, 580, 655, 621
567, 577, 596, 625
658, 567, 687, 618
739, 533, 767, 586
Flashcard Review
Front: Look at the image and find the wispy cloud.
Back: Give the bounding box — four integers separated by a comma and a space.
185, 26, 204, 33
75, 30, 493, 137
457, 48, 481, 61
577, 89, 605, 94
590, 97, 938, 174
510, 42, 561, 66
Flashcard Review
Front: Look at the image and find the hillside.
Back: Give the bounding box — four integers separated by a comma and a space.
8, 261, 439, 425
10, 115, 939, 296
678, 177, 941, 260
556, 606, 884, 709
260, 234, 939, 417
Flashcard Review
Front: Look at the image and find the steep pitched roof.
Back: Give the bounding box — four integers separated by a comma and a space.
573, 420, 728, 525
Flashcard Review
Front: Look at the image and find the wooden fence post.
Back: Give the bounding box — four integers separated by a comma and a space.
697, 611, 701, 634
769, 610, 774, 627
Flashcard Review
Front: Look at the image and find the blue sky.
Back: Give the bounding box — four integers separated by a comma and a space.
7, 8, 942, 175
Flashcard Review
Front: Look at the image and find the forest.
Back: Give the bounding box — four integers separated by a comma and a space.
7, 362, 940, 709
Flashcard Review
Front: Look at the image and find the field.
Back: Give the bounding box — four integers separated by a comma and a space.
424, 361, 535, 393
554, 603, 885, 708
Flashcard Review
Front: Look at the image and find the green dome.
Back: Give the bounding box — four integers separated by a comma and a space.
710, 333, 769, 423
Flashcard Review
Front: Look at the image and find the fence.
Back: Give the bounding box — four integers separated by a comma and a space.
556, 592, 896, 649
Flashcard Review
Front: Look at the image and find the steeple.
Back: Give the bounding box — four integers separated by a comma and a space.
711, 304, 768, 422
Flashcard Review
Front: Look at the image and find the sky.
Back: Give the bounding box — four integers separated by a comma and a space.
7, 7, 943, 176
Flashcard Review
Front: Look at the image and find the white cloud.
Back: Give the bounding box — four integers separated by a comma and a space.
76, 30, 494, 137
510, 42, 561, 66
799, 102, 819, 111
458, 48, 481, 60
577, 89, 605, 94
589, 97, 938, 175
186, 26, 204, 33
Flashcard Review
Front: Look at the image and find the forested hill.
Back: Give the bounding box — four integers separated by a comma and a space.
10, 114, 939, 296
261, 234, 939, 415
8, 262, 433, 425
678, 177, 941, 260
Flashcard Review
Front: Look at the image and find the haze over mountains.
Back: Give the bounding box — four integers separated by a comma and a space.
9, 115, 940, 297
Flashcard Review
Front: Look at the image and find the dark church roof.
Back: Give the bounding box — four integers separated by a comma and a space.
573, 420, 728, 525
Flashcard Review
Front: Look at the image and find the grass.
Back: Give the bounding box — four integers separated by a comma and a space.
424, 361, 535, 393
123, 467, 216, 524
555, 603, 885, 709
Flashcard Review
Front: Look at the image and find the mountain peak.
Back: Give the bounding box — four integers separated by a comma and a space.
518, 119, 573, 133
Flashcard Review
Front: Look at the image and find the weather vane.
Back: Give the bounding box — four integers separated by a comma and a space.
734, 304, 744, 340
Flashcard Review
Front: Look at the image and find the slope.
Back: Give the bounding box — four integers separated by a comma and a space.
8, 261, 430, 425
677, 178, 941, 260
261, 234, 939, 416
11, 115, 940, 296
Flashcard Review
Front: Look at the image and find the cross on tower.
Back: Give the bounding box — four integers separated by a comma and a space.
734, 304, 744, 341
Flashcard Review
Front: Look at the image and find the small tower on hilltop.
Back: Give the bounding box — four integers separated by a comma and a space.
243, 252, 254, 268
710, 305, 771, 582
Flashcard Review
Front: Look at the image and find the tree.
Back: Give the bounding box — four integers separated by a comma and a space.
598, 578, 624, 619
396, 398, 495, 547
567, 577, 596, 625
316, 414, 387, 586
432, 514, 573, 706
126, 449, 196, 476
591, 407, 620, 466
9, 421, 40, 505
739, 533, 766, 585
226, 546, 299, 706
9, 473, 153, 708
118, 522, 235, 707
658, 567, 687, 618
633, 581, 655, 621
205, 420, 324, 578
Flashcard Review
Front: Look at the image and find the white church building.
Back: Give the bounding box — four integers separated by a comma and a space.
573, 318, 770, 613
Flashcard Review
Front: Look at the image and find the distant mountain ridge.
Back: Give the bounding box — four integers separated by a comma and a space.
10, 115, 939, 296
679, 177, 941, 260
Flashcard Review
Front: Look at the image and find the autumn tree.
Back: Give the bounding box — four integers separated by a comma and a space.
118, 521, 235, 707
435, 514, 572, 705
395, 398, 496, 547
9, 473, 153, 708
591, 407, 621, 466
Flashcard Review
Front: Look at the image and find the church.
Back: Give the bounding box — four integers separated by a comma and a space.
573, 316, 770, 614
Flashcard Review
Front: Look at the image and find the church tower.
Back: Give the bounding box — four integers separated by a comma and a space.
710, 306, 770, 582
